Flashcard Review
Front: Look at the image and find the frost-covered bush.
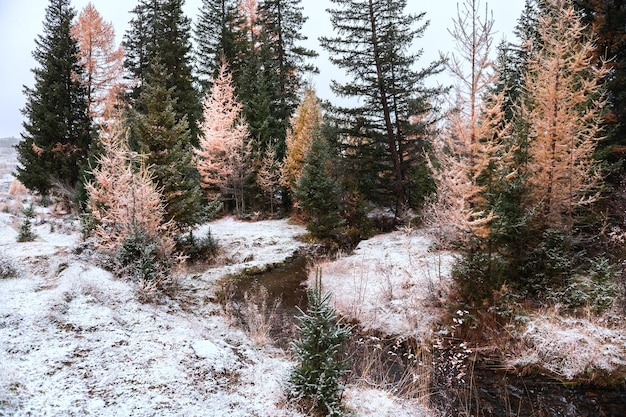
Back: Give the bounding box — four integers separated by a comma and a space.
115, 225, 171, 284
287, 270, 351, 417
0, 252, 18, 279
175, 228, 219, 262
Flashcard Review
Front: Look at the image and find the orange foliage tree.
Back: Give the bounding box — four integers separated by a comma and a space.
281, 86, 323, 194
71, 2, 124, 125
430, 0, 512, 243
86, 122, 175, 259
523, 0, 608, 231
195, 60, 251, 214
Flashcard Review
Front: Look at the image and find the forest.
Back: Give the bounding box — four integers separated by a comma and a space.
5, 0, 626, 415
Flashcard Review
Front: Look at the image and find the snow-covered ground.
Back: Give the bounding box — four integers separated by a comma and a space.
0, 196, 434, 416
312, 229, 456, 340
313, 226, 626, 384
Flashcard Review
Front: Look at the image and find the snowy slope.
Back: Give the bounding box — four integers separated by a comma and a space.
0, 206, 433, 417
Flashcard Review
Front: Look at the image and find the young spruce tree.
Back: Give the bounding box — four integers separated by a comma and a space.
293, 135, 345, 239
288, 269, 351, 417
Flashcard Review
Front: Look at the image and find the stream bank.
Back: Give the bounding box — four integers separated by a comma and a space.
224, 234, 626, 416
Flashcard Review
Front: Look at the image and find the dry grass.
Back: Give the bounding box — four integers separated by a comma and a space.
345, 331, 434, 409
506, 307, 626, 383
224, 283, 280, 347
310, 231, 454, 340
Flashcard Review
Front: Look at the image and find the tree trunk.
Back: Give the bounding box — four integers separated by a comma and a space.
368, 0, 406, 218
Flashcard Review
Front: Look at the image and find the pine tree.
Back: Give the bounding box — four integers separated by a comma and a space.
124, 0, 201, 143
71, 3, 124, 125
255, 0, 318, 156
134, 62, 204, 229
193, 0, 249, 92
196, 61, 252, 214
288, 269, 351, 417
294, 135, 345, 239
523, 0, 608, 231
320, 0, 443, 217
16, 0, 93, 198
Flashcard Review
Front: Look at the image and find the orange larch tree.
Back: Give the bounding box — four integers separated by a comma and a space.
523, 0, 608, 231
430, 0, 512, 243
86, 122, 175, 259
195, 60, 252, 214
281, 86, 323, 194
71, 2, 124, 125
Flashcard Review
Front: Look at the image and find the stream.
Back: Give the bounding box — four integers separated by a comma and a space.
228, 255, 626, 416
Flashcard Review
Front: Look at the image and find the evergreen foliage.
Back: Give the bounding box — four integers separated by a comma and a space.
193, 0, 249, 92
133, 62, 204, 229
17, 205, 37, 243
574, 0, 626, 174
124, 0, 201, 143
293, 136, 345, 239
16, 0, 93, 198
288, 270, 351, 417
320, 0, 443, 217
255, 0, 318, 156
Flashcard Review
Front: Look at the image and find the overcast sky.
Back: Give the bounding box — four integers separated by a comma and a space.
0, 0, 524, 138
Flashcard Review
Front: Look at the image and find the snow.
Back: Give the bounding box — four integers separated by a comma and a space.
508, 312, 626, 381
0, 204, 434, 417
312, 229, 456, 339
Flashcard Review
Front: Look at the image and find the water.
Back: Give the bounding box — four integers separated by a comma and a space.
433, 363, 626, 416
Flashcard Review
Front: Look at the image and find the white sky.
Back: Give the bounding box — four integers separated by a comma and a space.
0, 0, 524, 138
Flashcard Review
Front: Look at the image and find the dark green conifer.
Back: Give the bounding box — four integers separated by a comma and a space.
320, 0, 443, 217
134, 62, 203, 229
193, 0, 249, 93
16, 0, 93, 198
294, 135, 345, 239
124, 0, 201, 143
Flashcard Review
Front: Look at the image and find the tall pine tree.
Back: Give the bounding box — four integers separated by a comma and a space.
134, 62, 203, 229
193, 0, 249, 92
16, 0, 93, 199
255, 0, 318, 156
124, 0, 201, 143
320, 0, 443, 218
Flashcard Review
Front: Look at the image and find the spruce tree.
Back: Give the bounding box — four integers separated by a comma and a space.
320, 0, 443, 217
124, 0, 201, 143
293, 135, 345, 239
255, 0, 318, 157
16, 0, 93, 198
574, 0, 626, 177
193, 0, 249, 93
134, 62, 204, 229
288, 270, 351, 417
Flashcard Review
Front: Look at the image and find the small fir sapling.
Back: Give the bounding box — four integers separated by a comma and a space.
17, 205, 37, 242
287, 269, 352, 417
